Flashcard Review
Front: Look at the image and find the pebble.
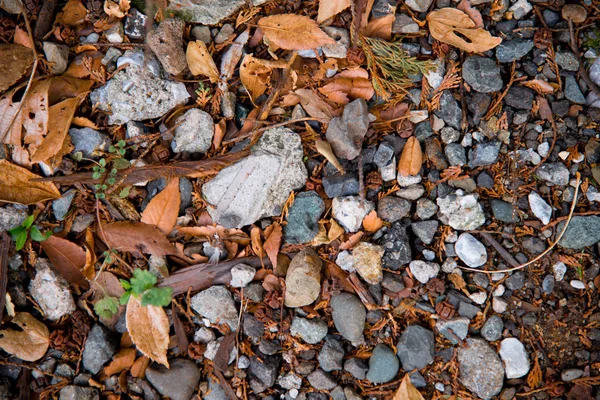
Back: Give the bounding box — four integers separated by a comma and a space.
481, 315, 504, 342
528, 191, 552, 225
284, 191, 325, 244
43, 42, 69, 74
330, 293, 366, 343
458, 339, 504, 399
396, 173, 422, 187
59, 386, 99, 400
349, 243, 385, 284
326, 99, 372, 160
366, 344, 399, 384
249, 354, 280, 393
416, 198, 438, 220
191, 285, 239, 330
441, 127, 460, 144
493, 297, 508, 314
105, 22, 124, 43
462, 56, 503, 93
499, 338, 530, 379
332, 196, 375, 232
146, 19, 187, 75
397, 325, 435, 370
194, 326, 217, 343
469, 292, 487, 305
537, 162, 570, 186
230, 263, 256, 288
561, 368, 584, 382
171, 109, 214, 153
307, 369, 337, 390
555, 52, 580, 72
409, 260, 440, 283
496, 39, 534, 63
392, 13, 419, 33
434, 91, 462, 129
278, 372, 302, 390
124, 9, 147, 40
405, 0, 433, 12
437, 191, 486, 231
52, 190, 76, 221
322, 27, 350, 58
30, 259, 76, 321
509, 0, 532, 19
565, 75, 586, 104
436, 317, 470, 344
214, 24, 234, 44
285, 248, 323, 307
445, 143, 467, 166
553, 262, 567, 281
455, 233, 487, 268
491, 199, 519, 223
559, 216, 600, 249
377, 196, 411, 222
469, 141, 501, 167
542, 275, 555, 294
344, 358, 369, 380
396, 184, 425, 200
411, 220, 439, 245
82, 324, 119, 374
290, 317, 328, 344
69, 128, 112, 158
381, 223, 412, 269
318, 337, 344, 372
570, 280, 586, 290
322, 173, 360, 198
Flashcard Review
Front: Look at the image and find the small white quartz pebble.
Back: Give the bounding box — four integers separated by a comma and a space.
469, 291, 487, 305
570, 280, 586, 290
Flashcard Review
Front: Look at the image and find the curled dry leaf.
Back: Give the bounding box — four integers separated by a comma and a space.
258, 14, 336, 51
295, 88, 338, 121
104, 348, 136, 376
393, 374, 425, 400
0, 44, 34, 93
522, 79, 555, 94
104, 0, 130, 18
59, 0, 88, 26
263, 223, 282, 271
0, 159, 60, 204
319, 68, 375, 104
316, 139, 345, 174
140, 177, 180, 235
457, 0, 483, 28
251, 226, 265, 258
363, 14, 395, 40
317, 0, 351, 23
186, 41, 220, 83
126, 295, 169, 367
102, 221, 177, 256
0, 92, 23, 145
362, 210, 384, 232
427, 8, 502, 53
0, 313, 50, 362
240, 54, 272, 103
40, 235, 88, 288
398, 136, 422, 177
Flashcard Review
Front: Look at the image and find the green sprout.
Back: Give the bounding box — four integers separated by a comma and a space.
8, 215, 52, 251
119, 269, 173, 308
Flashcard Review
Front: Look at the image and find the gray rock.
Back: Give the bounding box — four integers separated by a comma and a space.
332, 196, 374, 232
326, 99, 372, 160
366, 344, 399, 384
505, 86, 534, 110
445, 143, 467, 166
441, 127, 460, 144
322, 27, 350, 59
491, 199, 519, 223
82, 324, 119, 374
171, 109, 214, 153
290, 317, 328, 344
536, 162, 569, 185
204, 377, 228, 400
434, 91, 462, 129
372, 0, 396, 17
436, 317, 470, 344
509, 0, 532, 19
277, 372, 302, 390
405, 0, 433, 12
215, 24, 234, 44
542, 274, 555, 294
555, 52, 579, 72
284, 191, 325, 244
191, 286, 238, 330
344, 358, 368, 380
496, 39, 534, 63
242, 314, 264, 338
59, 386, 99, 400
230, 263, 255, 288
561, 368, 584, 382
52, 190, 76, 221
411, 220, 438, 245
69, 128, 111, 158
458, 339, 504, 399
191, 25, 212, 44
330, 293, 366, 343
381, 223, 412, 269
323, 173, 360, 198
0, 205, 27, 233
499, 338, 529, 379
462, 56, 503, 93
90, 64, 189, 125
590, 57, 600, 87
528, 191, 552, 225
437, 191, 485, 231
167, 0, 245, 25
458, 302, 481, 319
146, 358, 201, 400
468, 141, 500, 167
124, 9, 147, 40
318, 337, 345, 371
203, 127, 307, 228
505, 271, 525, 290
559, 216, 600, 249
43, 42, 69, 74
30, 259, 76, 321
455, 233, 487, 268
396, 184, 425, 200
416, 198, 438, 220
392, 13, 419, 33
105, 22, 124, 43
307, 369, 337, 390
481, 315, 504, 342
565, 75, 586, 104
409, 260, 439, 284
377, 196, 410, 222
397, 325, 435, 370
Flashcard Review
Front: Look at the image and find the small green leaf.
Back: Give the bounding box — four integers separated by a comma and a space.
120, 279, 132, 290
129, 269, 157, 295
112, 158, 130, 170
107, 177, 116, 185
110, 168, 118, 175
99, 167, 106, 174
119, 186, 131, 198
120, 291, 132, 305
118, 148, 126, 156
141, 287, 173, 307
22, 215, 35, 229
30, 226, 49, 242
72, 151, 83, 162
101, 184, 108, 190
15, 231, 27, 251
94, 296, 119, 318
109, 145, 116, 153
93, 172, 102, 180
93, 165, 100, 172
99, 158, 106, 167
8, 226, 26, 241
118, 140, 126, 147
95, 184, 102, 190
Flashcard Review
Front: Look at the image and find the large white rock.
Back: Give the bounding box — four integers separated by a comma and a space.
455, 233, 487, 268
499, 338, 530, 379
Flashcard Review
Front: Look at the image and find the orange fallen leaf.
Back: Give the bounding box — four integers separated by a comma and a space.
317, 0, 351, 23
130, 356, 150, 378
0, 159, 60, 204
258, 14, 336, 51
72, 116, 99, 129
59, 0, 88, 26
393, 374, 425, 400
339, 231, 364, 250
104, 0, 130, 18
41, 235, 88, 288
126, 296, 169, 367
263, 223, 282, 271
398, 136, 422, 177
141, 177, 180, 235
240, 54, 272, 103
186, 40, 220, 83
363, 14, 395, 40
362, 210, 384, 232
0, 313, 49, 362
0, 44, 34, 93
319, 68, 375, 104
251, 226, 265, 258
104, 348, 136, 376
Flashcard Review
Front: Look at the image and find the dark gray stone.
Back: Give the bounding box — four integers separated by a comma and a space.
331, 293, 366, 343
490, 199, 519, 223
468, 141, 501, 167
381, 223, 412, 269
307, 369, 337, 390
436, 317, 469, 345
522, 236, 546, 254
397, 325, 435, 370
496, 39, 534, 63
146, 358, 201, 400
82, 324, 118, 374
434, 91, 462, 129
445, 143, 467, 166
318, 337, 344, 372
504, 86, 534, 110
344, 358, 368, 380
565, 75, 586, 104
243, 314, 264, 338
458, 301, 480, 319
481, 315, 504, 342
284, 191, 325, 244
377, 196, 411, 222
366, 344, 399, 384
411, 220, 438, 245
542, 275, 555, 294
559, 216, 600, 249
69, 128, 112, 159
463, 56, 503, 93
322, 173, 360, 198
259, 340, 281, 355
326, 99, 371, 160
52, 190, 76, 221
249, 354, 280, 393
477, 172, 495, 188
505, 271, 525, 290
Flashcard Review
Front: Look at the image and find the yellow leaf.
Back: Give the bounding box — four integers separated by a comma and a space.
126, 296, 169, 367
317, 0, 351, 23
393, 374, 425, 400
240, 54, 272, 103
140, 177, 180, 235
0, 159, 60, 204
258, 14, 336, 51
426, 8, 502, 53
0, 313, 49, 362
362, 210, 384, 232
397, 136, 422, 177
186, 41, 220, 83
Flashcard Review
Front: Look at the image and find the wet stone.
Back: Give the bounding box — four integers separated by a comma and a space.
284, 191, 325, 244
366, 344, 400, 384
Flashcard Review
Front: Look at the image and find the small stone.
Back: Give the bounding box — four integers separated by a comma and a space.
146, 358, 201, 400
43, 42, 69, 74
30, 259, 76, 321
124, 9, 147, 40
537, 162, 570, 185
381, 223, 412, 269
496, 39, 534, 63
69, 128, 111, 158
570, 280, 586, 289
350, 242, 385, 284
331, 293, 366, 343
101, 47, 122, 66
493, 297, 508, 314
542, 275, 555, 294
490, 199, 519, 223
405, 0, 433, 12
469, 141, 501, 167
445, 143, 467, 166
249, 354, 280, 393
322, 27, 350, 58
553, 262, 567, 281
462, 56, 503, 93
291, 317, 328, 344
322, 173, 360, 198
147, 19, 187, 75
82, 324, 119, 374
409, 260, 440, 283
396, 173, 422, 187
528, 192, 552, 225
470, 292, 487, 305
392, 13, 419, 33
396, 184, 425, 201
499, 338, 530, 379
509, 0, 532, 19
307, 369, 337, 390
59, 386, 99, 400
171, 109, 214, 153
284, 191, 325, 244
504, 86, 534, 110
191, 286, 238, 330
411, 220, 439, 245
214, 24, 234, 44
285, 248, 323, 307
458, 339, 504, 399
278, 372, 302, 390
555, 52, 580, 72
416, 198, 438, 220
434, 91, 462, 129
377, 196, 411, 222
437, 191, 486, 231
441, 127, 460, 144
565, 75, 586, 104
105, 22, 124, 43
194, 327, 217, 343
318, 337, 345, 372
366, 344, 399, 384
561, 369, 584, 382
191, 25, 212, 43
52, 190, 76, 221
481, 315, 504, 342
326, 99, 372, 160
344, 358, 368, 380
230, 263, 256, 288
436, 317, 470, 344
455, 233, 487, 268
397, 325, 435, 370
332, 196, 374, 232
559, 216, 600, 249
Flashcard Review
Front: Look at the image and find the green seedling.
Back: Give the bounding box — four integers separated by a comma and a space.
119, 269, 173, 308
8, 215, 52, 251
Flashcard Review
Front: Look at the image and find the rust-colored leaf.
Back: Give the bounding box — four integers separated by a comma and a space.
240, 54, 272, 103
186, 40, 220, 83
363, 14, 395, 40
140, 177, 180, 235
398, 136, 422, 177
263, 223, 282, 271
104, 0, 130, 18
316, 139, 345, 174
251, 226, 265, 258
317, 0, 351, 23
258, 14, 336, 51
295, 88, 337, 121
362, 210, 384, 232
102, 221, 177, 256
393, 374, 425, 400
40, 235, 88, 288
427, 8, 502, 53
104, 348, 136, 376
0, 313, 49, 362
0, 159, 60, 204
319, 68, 375, 104
58, 0, 87, 26
339, 231, 364, 250
0, 44, 34, 93
126, 296, 169, 367
130, 356, 150, 378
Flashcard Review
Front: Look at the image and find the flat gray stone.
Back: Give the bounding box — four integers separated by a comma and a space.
458, 338, 504, 399
167, 0, 245, 25
191, 286, 238, 330
397, 325, 434, 370
463, 56, 503, 93
146, 358, 200, 400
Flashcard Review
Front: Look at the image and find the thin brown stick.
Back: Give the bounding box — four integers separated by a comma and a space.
479, 232, 520, 268
222, 117, 327, 145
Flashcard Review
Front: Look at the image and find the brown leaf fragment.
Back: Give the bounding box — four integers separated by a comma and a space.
317, 0, 351, 23
363, 14, 395, 40
427, 8, 502, 53
393, 374, 425, 400
126, 296, 169, 367
0, 159, 60, 204
104, 0, 130, 18
362, 210, 384, 232
140, 177, 180, 235
316, 139, 345, 174
318, 68, 375, 105
240, 54, 272, 103
58, 0, 87, 27
102, 221, 177, 256
40, 236, 88, 288
130, 356, 150, 378
186, 41, 220, 83
295, 88, 337, 121
397, 136, 422, 176
0, 44, 33, 93
258, 14, 336, 51
263, 223, 282, 271
0, 93, 23, 145
104, 348, 136, 376
0, 313, 49, 362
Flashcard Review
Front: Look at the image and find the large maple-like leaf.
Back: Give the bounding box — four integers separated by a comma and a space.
126, 295, 169, 367
41, 235, 88, 288
102, 221, 177, 256
0, 313, 49, 362
398, 136, 422, 177
427, 8, 502, 53
140, 177, 180, 235
258, 14, 335, 50
0, 159, 60, 204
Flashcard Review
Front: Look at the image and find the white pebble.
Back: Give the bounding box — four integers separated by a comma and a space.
469, 291, 487, 305
493, 284, 506, 297
570, 280, 586, 290
493, 297, 508, 314
553, 262, 567, 281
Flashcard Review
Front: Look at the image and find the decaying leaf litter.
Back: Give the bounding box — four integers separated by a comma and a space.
0, 0, 600, 398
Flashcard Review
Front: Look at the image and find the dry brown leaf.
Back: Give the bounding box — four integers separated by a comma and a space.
328, 219, 346, 242
319, 68, 374, 104
104, 348, 136, 376
522, 79, 555, 94
130, 356, 150, 378
240, 54, 272, 103
59, 0, 88, 26
0, 44, 33, 93
263, 223, 282, 271
317, 0, 351, 23
363, 14, 395, 40
393, 374, 425, 400
251, 226, 265, 258
83, 229, 96, 280
126, 295, 169, 367
72, 116, 99, 129
22, 78, 52, 146
427, 8, 502, 53
40, 235, 88, 288
13, 26, 32, 49
102, 221, 177, 256
140, 177, 180, 235
0, 159, 60, 204
104, 0, 130, 18
457, 0, 483, 28
213, 118, 226, 150
0, 93, 23, 145
295, 88, 337, 121
186, 41, 220, 83
339, 231, 364, 250
316, 139, 345, 174
0, 313, 49, 362
258, 14, 336, 51
398, 136, 422, 176
362, 210, 384, 232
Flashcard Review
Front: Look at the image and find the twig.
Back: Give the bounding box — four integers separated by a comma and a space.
459, 172, 581, 275
222, 117, 327, 145
567, 18, 600, 98
479, 232, 520, 268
